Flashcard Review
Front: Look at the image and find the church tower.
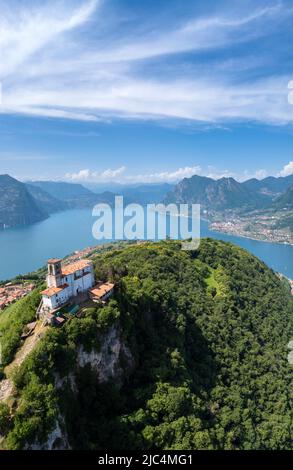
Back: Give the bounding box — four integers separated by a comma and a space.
47, 259, 63, 288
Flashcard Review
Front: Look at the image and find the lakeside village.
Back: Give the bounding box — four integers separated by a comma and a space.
210, 212, 292, 245
0, 283, 35, 310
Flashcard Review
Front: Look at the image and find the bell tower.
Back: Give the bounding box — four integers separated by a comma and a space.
47, 259, 63, 287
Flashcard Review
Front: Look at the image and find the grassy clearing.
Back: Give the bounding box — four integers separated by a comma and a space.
205, 268, 220, 295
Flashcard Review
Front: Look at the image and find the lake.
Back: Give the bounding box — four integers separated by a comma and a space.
0, 208, 292, 280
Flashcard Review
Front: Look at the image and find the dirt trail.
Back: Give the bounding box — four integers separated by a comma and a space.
0, 321, 47, 402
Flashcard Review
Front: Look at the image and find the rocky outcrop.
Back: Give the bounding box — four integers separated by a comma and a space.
25, 416, 70, 450
76, 325, 133, 385
26, 324, 134, 450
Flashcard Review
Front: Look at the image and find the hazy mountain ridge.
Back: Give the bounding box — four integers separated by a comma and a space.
274, 185, 293, 209
243, 175, 293, 196
1, 173, 292, 231
28, 181, 115, 209
0, 176, 118, 229
25, 184, 69, 214
0, 175, 48, 229
165, 175, 271, 211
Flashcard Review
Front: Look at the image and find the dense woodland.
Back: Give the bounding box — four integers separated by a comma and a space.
0, 239, 292, 450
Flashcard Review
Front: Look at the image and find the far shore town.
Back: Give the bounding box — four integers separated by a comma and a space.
210, 216, 292, 245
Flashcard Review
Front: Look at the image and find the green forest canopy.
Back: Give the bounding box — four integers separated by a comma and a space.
1, 239, 292, 450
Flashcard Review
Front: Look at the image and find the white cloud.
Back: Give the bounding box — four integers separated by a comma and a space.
0, 0, 99, 78
3, 75, 292, 124
254, 169, 268, 180
63, 165, 281, 184
65, 166, 126, 182
238, 168, 269, 181
1, 0, 293, 125
64, 165, 242, 184
64, 166, 201, 184
278, 161, 293, 177
93, 5, 281, 63
126, 166, 202, 184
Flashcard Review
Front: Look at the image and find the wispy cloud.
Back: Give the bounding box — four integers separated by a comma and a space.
0, 0, 99, 78
64, 165, 246, 184
65, 166, 126, 182
278, 161, 293, 177
63, 161, 293, 184
64, 166, 202, 183
94, 4, 283, 63
1, 0, 293, 125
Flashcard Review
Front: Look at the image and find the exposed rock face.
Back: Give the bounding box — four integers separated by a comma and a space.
26, 418, 70, 450
26, 325, 133, 450
77, 325, 133, 385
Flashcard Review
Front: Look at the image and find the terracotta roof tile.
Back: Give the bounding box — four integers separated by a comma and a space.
90, 282, 114, 299
41, 284, 68, 297
62, 260, 93, 276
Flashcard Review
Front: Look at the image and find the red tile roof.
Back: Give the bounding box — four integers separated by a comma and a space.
48, 258, 61, 264
41, 284, 68, 297
54, 317, 66, 324
90, 282, 114, 299
62, 260, 93, 276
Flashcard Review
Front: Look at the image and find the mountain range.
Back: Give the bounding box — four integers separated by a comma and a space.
243, 175, 293, 196
0, 175, 48, 229
165, 175, 265, 211
28, 181, 116, 210
0, 173, 292, 230
0, 176, 116, 229
274, 184, 293, 209
165, 174, 293, 212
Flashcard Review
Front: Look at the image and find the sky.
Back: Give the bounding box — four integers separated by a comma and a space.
0, 0, 293, 184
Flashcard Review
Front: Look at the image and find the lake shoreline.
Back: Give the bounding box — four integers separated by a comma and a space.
0, 208, 292, 280
209, 226, 293, 246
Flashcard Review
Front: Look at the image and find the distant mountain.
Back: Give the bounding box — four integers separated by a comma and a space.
274, 184, 293, 209
243, 175, 293, 196
28, 181, 115, 209
165, 175, 269, 211
83, 182, 129, 193
25, 184, 69, 214
84, 182, 174, 204
121, 183, 174, 204
0, 175, 48, 229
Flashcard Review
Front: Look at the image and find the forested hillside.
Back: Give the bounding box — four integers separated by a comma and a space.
274, 185, 293, 209
0, 239, 292, 450
0, 175, 48, 229
165, 175, 270, 211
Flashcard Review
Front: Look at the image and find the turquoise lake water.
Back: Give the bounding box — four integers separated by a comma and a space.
0, 208, 292, 280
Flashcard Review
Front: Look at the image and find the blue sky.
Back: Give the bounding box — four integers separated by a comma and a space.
0, 0, 293, 183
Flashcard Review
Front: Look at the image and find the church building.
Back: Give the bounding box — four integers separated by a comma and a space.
41, 258, 95, 312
